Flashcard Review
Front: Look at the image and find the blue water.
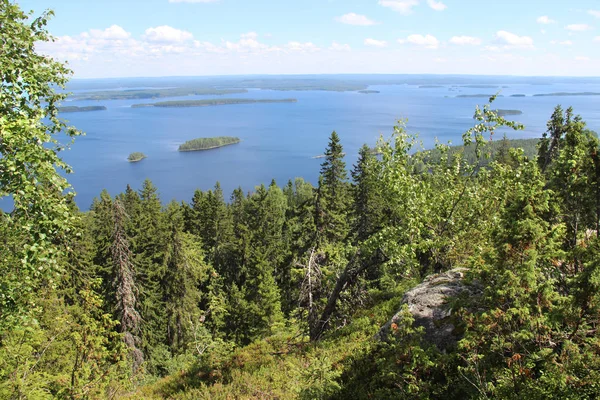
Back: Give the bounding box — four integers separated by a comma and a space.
18, 77, 600, 209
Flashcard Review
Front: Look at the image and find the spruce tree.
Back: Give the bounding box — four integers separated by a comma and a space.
111, 199, 143, 371
316, 131, 350, 243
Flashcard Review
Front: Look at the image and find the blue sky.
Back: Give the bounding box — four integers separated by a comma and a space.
17, 0, 600, 78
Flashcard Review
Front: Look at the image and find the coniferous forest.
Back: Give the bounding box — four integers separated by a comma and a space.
2, 3, 600, 399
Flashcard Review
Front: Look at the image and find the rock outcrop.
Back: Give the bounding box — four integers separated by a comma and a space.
376, 268, 481, 351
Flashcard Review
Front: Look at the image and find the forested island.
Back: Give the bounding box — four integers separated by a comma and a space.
510, 94, 526, 97
132, 98, 297, 108
419, 85, 444, 88
458, 84, 501, 88
57, 105, 107, 113
72, 88, 247, 101
178, 136, 241, 151
533, 92, 600, 97
358, 90, 380, 94
456, 94, 505, 98
127, 152, 147, 162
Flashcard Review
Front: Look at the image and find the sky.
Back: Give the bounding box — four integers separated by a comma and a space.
16, 0, 600, 78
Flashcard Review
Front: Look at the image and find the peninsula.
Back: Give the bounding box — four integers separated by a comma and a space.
58, 105, 107, 113
127, 152, 147, 162
132, 98, 297, 108
179, 137, 241, 152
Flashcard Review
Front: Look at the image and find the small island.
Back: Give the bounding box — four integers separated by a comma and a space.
419, 85, 444, 88
358, 90, 380, 94
179, 136, 240, 152
132, 98, 297, 108
58, 105, 107, 113
127, 152, 147, 162
510, 94, 526, 97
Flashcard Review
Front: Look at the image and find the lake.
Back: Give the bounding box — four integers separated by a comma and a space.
35, 76, 600, 209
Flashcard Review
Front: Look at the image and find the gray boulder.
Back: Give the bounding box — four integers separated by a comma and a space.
376, 268, 481, 351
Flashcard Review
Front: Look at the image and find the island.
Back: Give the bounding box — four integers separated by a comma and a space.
179, 136, 241, 152
419, 85, 444, 88
132, 98, 297, 108
58, 105, 107, 113
459, 85, 500, 89
313, 152, 346, 159
510, 94, 526, 97
456, 94, 504, 98
358, 90, 380, 94
533, 92, 600, 97
72, 88, 248, 101
127, 152, 147, 162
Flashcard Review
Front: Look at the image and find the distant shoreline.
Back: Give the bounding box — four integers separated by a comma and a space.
132, 98, 297, 108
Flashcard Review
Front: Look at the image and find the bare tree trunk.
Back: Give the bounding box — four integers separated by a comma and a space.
310, 250, 382, 341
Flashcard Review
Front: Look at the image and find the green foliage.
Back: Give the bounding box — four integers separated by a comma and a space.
5, 11, 600, 396
0, 0, 80, 328
178, 136, 240, 152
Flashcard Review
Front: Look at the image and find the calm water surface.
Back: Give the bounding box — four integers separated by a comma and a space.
49, 80, 600, 209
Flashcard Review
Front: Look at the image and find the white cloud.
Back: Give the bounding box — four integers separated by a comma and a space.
89, 25, 131, 40
566, 24, 593, 32
168, 0, 219, 2
335, 13, 377, 26
225, 32, 272, 52
550, 40, 573, 46
494, 30, 534, 49
537, 16, 555, 24
144, 25, 193, 43
449, 36, 482, 45
427, 0, 446, 11
595, 36, 600, 42
329, 42, 351, 51
588, 10, 600, 18
286, 42, 320, 52
575, 56, 590, 61
378, 0, 419, 15
364, 38, 388, 48
398, 34, 439, 49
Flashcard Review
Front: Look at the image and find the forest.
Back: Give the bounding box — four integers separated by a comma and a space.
2, 2, 600, 399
